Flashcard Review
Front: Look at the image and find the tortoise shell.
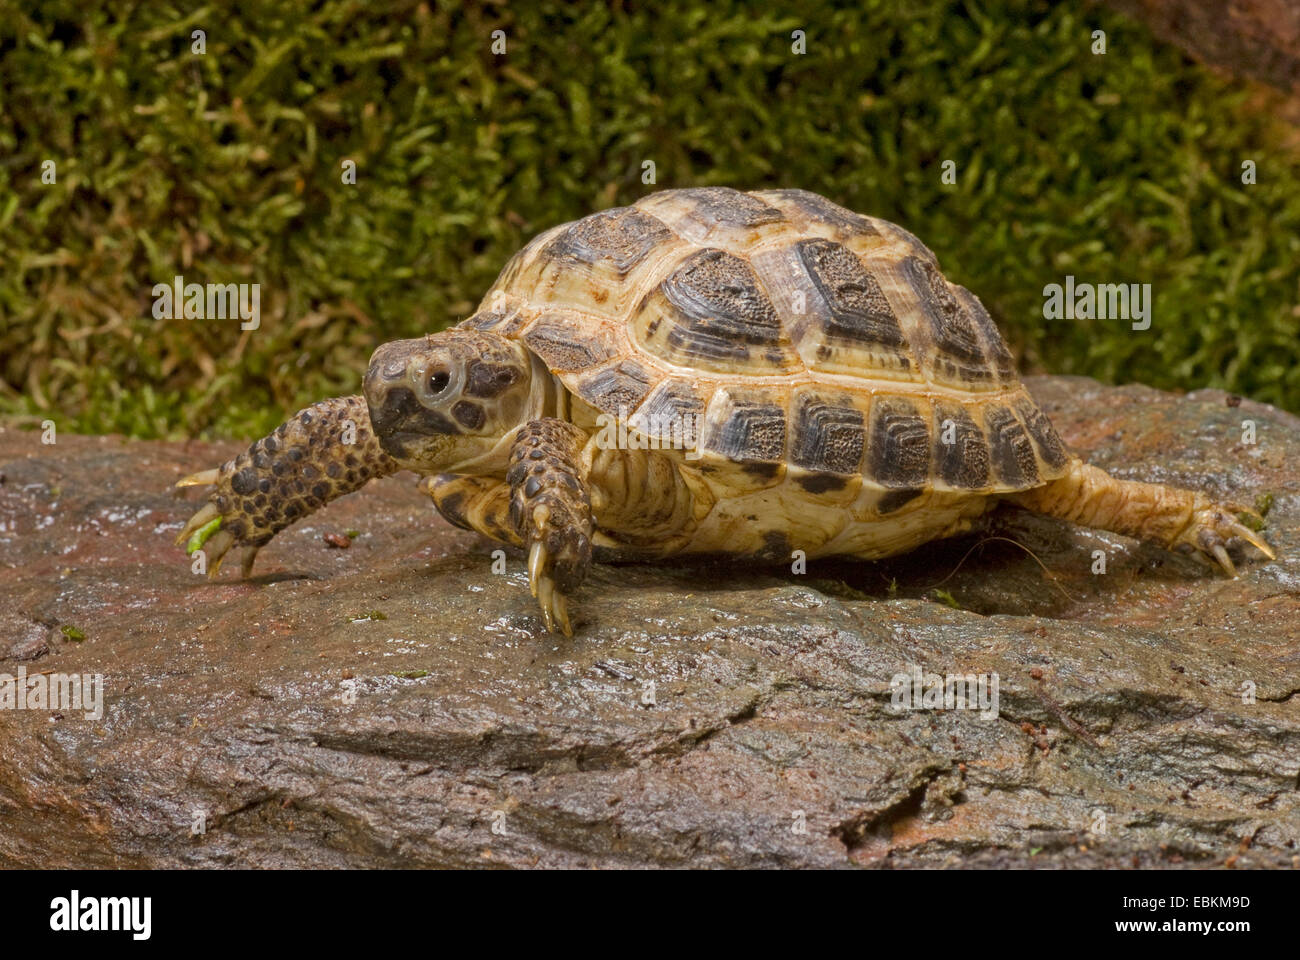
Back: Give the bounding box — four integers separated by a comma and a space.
463, 187, 1069, 498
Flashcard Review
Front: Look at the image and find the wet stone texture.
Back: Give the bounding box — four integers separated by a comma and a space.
0, 376, 1297, 869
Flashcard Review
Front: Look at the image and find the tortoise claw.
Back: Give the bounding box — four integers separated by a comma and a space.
176, 468, 220, 488
177, 501, 257, 580
202, 529, 237, 578
1223, 519, 1276, 561
527, 540, 574, 637
551, 592, 573, 637
1174, 498, 1275, 577
1210, 543, 1236, 578
175, 502, 221, 548
528, 541, 545, 599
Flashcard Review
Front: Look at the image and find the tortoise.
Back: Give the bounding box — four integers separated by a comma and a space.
175, 186, 1275, 635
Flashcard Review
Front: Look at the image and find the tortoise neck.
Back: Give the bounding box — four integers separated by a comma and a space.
527, 350, 571, 423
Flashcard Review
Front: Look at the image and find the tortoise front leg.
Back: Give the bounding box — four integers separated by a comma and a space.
175, 395, 399, 577
505, 418, 593, 636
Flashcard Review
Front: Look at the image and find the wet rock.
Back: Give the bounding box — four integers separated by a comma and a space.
0, 376, 1296, 868
0, 615, 49, 661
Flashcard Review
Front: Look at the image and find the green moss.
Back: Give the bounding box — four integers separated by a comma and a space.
931, 588, 963, 610
2, 0, 1299, 440
1239, 492, 1275, 530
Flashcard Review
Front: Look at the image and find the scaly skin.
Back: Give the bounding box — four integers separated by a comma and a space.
423, 474, 521, 547
1009, 457, 1275, 575
175, 396, 398, 577
505, 418, 594, 636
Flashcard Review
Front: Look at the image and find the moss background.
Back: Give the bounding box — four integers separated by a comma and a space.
2, 0, 1298, 440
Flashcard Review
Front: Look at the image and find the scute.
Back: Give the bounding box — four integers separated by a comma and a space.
626, 377, 708, 453
789, 389, 865, 475
932, 402, 990, 490
701, 386, 787, 467
575, 357, 656, 415
983, 404, 1040, 487
523, 311, 619, 372
792, 238, 920, 380
632, 248, 801, 374
956, 285, 1016, 383
1014, 396, 1069, 471
541, 206, 672, 276
680, 187, 784, 227
867, 396, 932, 489
464, 291, 529, 337
797, 239, 904, 347
492, 208, 685, 320
899, 255, 991, 380
754, 188, 879, 236
635, 187, 785, 242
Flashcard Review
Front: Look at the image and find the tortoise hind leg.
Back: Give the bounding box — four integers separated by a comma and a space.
1009, 457, 1275, 574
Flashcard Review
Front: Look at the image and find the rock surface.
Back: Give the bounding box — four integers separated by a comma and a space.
1103, 0, 1300, 96
0, 376, 1297, 869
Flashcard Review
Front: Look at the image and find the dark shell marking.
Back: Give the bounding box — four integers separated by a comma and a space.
933, 402, 990, 489
900, 256, 989, 378
704, 393, 787, 464
523, 313, 617, 371
673, 187, 784, 228
576, 358, 656, 414
877, 487, 924, 514
955, 286, 1016, 382
790, 392, 865, 475
796, 239, 905, 349
1014, 395, 1069, 470
796, 473, 850, 494
650, 249, 794, 368
542, 206, 672, 276
750, 529, 793, 562
434, 487, 472, 530
465, 297, 528, 336
983, 405, 1040, 487
628, 378, 706, 448
867, 397, 931, 488
757, 188, 878, 235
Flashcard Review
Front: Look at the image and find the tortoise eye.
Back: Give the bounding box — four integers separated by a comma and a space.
428, 371, 451, 395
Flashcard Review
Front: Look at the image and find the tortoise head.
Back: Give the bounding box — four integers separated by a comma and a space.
363, 330, 537, 470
